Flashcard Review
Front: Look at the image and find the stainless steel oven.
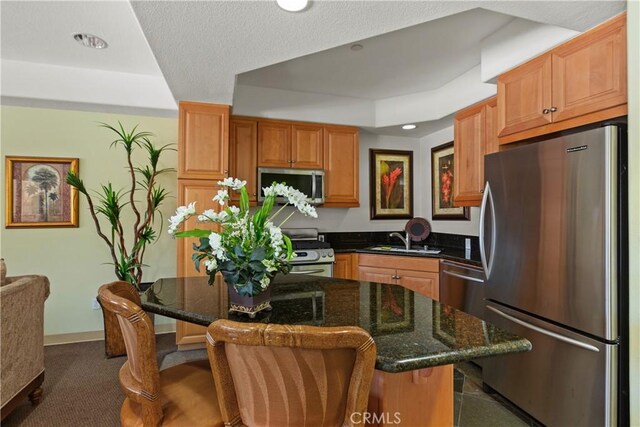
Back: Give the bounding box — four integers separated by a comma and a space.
284, 228, 334, 277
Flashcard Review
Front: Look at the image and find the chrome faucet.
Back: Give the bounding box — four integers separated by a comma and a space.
389, 232, 411, 250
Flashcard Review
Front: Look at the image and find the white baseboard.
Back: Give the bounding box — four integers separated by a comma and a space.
44, 323, 177, 346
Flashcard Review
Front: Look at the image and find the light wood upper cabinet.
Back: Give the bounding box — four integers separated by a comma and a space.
258, 121, 291, 168
229, 118, 258, 204
551, 13, 626, 123
258, 121, 324, 169
178, 102, 229, 180
453, 96, 497, 207
323, 125, 359, 207
497, 12, 627, 142
497, 54, 552, 137
292, 124, 324, 169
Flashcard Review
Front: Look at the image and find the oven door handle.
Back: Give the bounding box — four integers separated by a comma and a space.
442, 269, 484, 283
289, 268, 326, 275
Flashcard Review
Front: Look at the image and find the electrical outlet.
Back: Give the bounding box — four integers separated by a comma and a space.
91, 298, 101, 310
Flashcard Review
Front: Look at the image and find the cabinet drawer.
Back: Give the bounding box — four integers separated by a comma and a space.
358, 254, 439, 273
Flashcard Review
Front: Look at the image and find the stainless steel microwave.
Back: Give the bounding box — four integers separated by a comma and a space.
257, 167, 324, 205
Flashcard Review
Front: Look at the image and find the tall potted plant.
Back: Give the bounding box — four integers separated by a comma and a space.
66, 122, 174, 356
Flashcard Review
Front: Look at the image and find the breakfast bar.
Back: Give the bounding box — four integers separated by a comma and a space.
142, 275, 531, 426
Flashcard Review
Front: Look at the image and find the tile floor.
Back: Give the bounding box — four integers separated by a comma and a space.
454, 362, 541, 427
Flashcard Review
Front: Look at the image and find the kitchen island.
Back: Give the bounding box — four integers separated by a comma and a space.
142, 275, 530, 426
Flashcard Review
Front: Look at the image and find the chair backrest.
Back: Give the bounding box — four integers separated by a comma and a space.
98, 281, 162, 425
206, 320, 376, 427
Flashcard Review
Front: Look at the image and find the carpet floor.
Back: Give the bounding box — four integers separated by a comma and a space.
2, 333, 207, 427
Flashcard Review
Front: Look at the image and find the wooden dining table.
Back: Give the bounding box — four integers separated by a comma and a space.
141, 274, 530, 427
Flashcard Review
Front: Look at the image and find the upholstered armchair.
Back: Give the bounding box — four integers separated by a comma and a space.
0, 269, 50, 421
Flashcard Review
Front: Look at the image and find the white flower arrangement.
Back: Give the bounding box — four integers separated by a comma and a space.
169, 177, 318, 296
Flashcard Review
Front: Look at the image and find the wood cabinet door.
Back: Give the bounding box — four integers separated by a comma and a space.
396, 269, 439, 300
176, 180, 221, 347
497, 54, 552, 137
453, 102, 485, 206
484, 97, 499, 156
178, 102, 229, 180
323, 125, 359, 207
257, 121, 291, 168
551, 13, 626, 123
292, 124, 323, 169
229, 118, 258, 204
358, 266, 396, 285
334, 253, 354, 279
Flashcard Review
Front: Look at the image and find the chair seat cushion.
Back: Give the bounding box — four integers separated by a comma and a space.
121, 359, 223, 427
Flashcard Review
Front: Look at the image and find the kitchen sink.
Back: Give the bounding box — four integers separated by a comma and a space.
367, 246, 442, 255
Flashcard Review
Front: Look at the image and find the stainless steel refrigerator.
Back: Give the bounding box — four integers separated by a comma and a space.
480, 124, 628, 426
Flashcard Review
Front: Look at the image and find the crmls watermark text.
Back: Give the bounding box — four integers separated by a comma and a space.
350, 412, 402, 425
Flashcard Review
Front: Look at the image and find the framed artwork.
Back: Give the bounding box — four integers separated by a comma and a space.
430, 142, 470, 220
370, 149, 413, 220
5, 156, 79, 228
370, 284, 415, 335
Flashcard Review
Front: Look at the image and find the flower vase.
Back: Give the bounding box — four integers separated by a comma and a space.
226, 282, 272, 318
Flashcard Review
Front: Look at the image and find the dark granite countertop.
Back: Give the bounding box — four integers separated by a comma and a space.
326, 231, 482, 267
142, 275, 529, 373
351, 247, 482, 267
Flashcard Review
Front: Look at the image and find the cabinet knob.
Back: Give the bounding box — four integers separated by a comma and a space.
542, 108, 550, 114
291, 160, 297, 164
550, 107, 558, 112
480, 188, 485, 193
288, 160, 293, 164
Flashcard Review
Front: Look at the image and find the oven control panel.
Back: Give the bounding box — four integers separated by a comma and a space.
292, 248, 335, 264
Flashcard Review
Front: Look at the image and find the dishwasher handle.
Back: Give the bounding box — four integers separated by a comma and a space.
442, 269, 484, 283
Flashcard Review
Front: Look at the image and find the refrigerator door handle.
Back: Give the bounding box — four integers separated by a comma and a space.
486, 305, 600, 353
479, 182, 496, 278
442, 269, 484, 283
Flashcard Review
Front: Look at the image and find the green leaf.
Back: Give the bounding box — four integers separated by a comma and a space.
250, 246, 266, 262
234, 245, 245, 259
240, 187, 249, 213
283, 235, 293, 260
174, 229, 212, 238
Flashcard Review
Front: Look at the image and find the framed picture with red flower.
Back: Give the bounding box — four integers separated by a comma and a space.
430, 142, 470, 220
369, 149, 413, 220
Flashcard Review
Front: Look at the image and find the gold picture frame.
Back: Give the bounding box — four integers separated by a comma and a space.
430, 142, 470, 220
369, 149, 414, 220
5, 156, 79, 228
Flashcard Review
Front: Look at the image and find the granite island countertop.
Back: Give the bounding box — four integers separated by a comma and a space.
142, 274, 529, 373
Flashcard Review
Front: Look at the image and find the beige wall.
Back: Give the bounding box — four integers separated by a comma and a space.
627, 1, 639, 424
0, 106, 178, 336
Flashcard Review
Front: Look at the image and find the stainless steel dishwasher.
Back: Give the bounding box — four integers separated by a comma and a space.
439, 260, 485, 321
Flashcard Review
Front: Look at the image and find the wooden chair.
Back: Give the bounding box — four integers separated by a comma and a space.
206, 319, 377, 427
98, 281, 222, 427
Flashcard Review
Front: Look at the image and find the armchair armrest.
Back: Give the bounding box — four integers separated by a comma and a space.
0, 275, 50, 408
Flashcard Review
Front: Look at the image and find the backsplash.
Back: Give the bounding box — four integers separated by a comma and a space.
322, 231, 480, 252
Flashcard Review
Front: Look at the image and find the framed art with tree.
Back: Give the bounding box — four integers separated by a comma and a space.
5, 156, 79, 228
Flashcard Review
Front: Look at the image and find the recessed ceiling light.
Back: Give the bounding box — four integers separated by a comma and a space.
402, 124, 417, 130
276, 0, 308, 12
350, 44, 363, 51
73, 33, 108, 49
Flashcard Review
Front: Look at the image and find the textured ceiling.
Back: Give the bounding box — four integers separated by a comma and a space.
131, 0, 625, 105
237, 9, 514, 100
1, 1, 162, 76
